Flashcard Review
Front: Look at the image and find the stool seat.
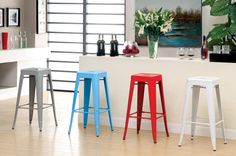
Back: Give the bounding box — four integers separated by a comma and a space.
21, 68, 51, 75
131, 73, 162, 82
123, 73, 169, 143
68, 70, 113, 136
12, 67, 58, 132
77, 70, 107, 78
187, 76, 220, 86
178, 76, 227, 151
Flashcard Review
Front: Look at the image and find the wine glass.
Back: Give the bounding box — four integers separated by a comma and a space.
177, 47, 185, 59
187, 48, 195, 60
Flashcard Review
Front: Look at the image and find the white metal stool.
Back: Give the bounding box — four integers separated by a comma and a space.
178, 76, 227, 151
12, 68, 58, 131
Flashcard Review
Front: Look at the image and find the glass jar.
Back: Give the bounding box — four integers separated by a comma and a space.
122, 41, 139, 57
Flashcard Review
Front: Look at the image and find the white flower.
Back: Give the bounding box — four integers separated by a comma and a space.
160, 22, 172, 33
138, 26, 145, 35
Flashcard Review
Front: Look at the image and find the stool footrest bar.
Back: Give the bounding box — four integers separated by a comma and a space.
73, 107, 109, 114
130, 111, 164, 116
17, 103, 54, 110
186, 120, 223, 126
129, 115, 164, 120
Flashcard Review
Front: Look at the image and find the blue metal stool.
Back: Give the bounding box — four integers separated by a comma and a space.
68, 71, 113, 136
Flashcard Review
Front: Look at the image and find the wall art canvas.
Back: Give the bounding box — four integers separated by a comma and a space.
135, 0, 202, 47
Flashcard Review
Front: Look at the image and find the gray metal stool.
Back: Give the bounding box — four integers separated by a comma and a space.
12, 68, 58, 131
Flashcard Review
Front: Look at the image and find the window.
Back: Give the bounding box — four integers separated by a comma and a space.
47, 0, 126, 91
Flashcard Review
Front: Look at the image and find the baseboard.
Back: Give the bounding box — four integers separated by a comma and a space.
78, 115, 236, 140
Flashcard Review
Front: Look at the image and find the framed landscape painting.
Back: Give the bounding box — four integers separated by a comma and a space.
135, 0, 202, 47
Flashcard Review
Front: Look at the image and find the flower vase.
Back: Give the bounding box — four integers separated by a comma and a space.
148, 35, 159, 59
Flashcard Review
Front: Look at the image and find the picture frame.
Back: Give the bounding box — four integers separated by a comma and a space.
0, 8, 4, 27
135, 0, 202, 47
6, 8, 20, 27
36, 0, 47, 34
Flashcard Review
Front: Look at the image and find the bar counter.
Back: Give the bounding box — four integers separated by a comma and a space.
79, 55, 236, 139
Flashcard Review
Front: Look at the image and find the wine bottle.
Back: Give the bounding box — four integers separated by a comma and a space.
114, 35, 119, 56
110, 35, 117, 57
201, 35, 208, 60
97, 34, 105, 56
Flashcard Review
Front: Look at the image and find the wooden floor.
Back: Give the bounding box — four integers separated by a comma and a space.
0, 92, 235, 156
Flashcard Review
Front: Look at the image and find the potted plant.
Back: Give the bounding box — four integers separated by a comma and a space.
203, 0, 236, 51
135, 8, 173, 58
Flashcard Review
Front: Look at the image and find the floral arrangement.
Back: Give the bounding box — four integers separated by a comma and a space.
135, 8, 174, 40
203, 0, 236, 51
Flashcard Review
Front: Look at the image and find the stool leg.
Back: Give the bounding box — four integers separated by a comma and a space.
178, 83, 192, 146
206, 85, 217, 151
48, 73, 58, 126
92, 78, 100, 137
84, 78, 91, 128
137, 82, 145, 134
12, 73, 24, 129
29, 75, 36, 124
148, 81, 157, 143
68, 74, 80, 134
36, 74, 44, 132
159, 80, 169, 137
123, 79, 135, 140
191, 86, 200, 139
103, 77, 113, 131
215, 85, 227, 144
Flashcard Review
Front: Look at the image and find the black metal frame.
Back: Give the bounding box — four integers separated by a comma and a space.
47, 0, 126, 91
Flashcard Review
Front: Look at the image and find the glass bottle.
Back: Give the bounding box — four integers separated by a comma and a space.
201, 35, 208, 60
18, 31, 22, 48
101, 34, 105, 55
14, 35, 18, 49
9, 33, 14, 49
114, 35, 119, 56
22, 31, 27, 48
97, 34, 105, 56
110, 35, 116, 57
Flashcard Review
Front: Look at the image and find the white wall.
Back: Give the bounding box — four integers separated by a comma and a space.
126, 0, 228, 57
0, 0, 48, 48
0, 0, 25, 44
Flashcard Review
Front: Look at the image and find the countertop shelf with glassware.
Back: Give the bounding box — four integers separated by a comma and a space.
0, 48, 50, 63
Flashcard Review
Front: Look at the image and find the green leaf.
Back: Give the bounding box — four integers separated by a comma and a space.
207, 38, 222, 51
229, 24, 236, 33
210, 0, 229, 16
229, 4, 236, 23
208, 24, 228, 40
202, 0, 215, 6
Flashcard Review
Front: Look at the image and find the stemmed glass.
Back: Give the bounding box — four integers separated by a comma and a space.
177, 47, 185, 59
187, 48, 195, 60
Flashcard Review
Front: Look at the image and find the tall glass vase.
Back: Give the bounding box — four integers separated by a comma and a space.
147, 35, 159, 59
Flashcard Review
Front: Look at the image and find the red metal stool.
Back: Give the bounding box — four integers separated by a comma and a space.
123, 73, 169, 143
